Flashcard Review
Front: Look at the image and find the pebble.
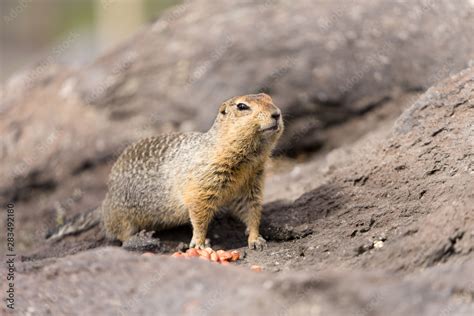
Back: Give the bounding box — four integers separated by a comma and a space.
374, 240, 384, 249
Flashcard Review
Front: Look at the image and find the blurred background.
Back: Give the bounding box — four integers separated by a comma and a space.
1, 0, 179, 82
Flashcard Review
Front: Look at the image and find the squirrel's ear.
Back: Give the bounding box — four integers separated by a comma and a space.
219, 103, 227, 115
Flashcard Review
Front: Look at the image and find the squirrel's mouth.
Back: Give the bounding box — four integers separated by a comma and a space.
260, 123, 280, 133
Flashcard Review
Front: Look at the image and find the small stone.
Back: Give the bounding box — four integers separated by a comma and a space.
374, 240, 384, 249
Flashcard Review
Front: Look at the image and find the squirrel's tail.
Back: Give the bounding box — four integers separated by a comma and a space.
46, 207, 101, 240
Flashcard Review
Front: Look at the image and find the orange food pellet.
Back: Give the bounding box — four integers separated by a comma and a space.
186, 248, 200, 257
171, 248, 241, 265
210, 252, 219, 262
217, 250, 232, 261
197, 249, 210, 259
230, 250, 240, 261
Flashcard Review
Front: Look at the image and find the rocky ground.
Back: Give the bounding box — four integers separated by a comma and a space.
1, 1, 473, 315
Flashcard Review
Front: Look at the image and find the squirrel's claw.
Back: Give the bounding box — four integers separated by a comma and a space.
188, 238, 208, 249
248, 236, 267, 251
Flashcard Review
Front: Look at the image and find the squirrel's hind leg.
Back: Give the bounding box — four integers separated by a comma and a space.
103, 207, 139, 242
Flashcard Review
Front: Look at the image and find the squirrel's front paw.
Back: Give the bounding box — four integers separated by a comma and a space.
188, 239, 202, 249
189, 238, 211, 249
248, 236, 267, 251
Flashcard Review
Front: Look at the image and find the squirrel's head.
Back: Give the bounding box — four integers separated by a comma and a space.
214, 93, 284, 149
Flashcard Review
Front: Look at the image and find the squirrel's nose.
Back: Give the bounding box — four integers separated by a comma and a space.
271, 112, 281, 120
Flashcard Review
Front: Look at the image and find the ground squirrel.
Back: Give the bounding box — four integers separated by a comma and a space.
51, 93, 283, 250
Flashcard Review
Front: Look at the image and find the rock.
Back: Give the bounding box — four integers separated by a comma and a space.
373, 240, 384, 249
10, 247, 474, 316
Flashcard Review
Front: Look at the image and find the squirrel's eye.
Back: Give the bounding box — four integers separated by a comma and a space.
236, 103, 250, 111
